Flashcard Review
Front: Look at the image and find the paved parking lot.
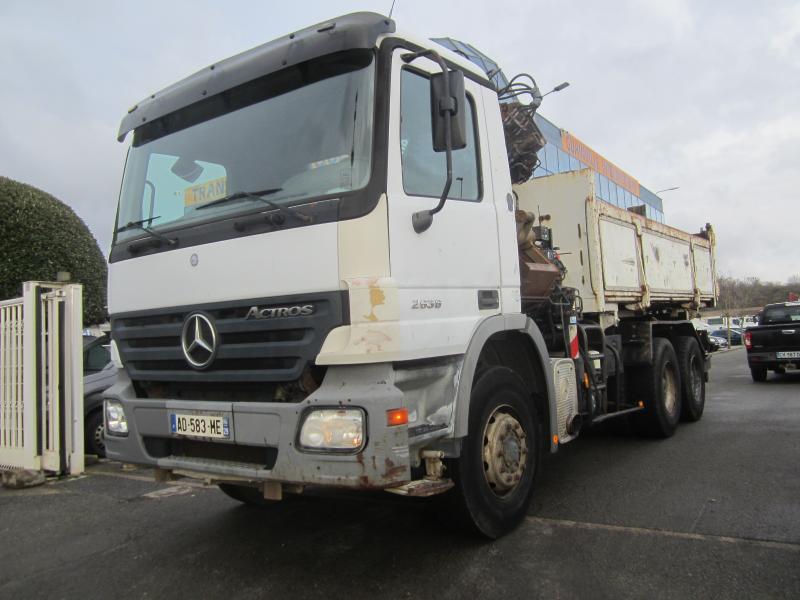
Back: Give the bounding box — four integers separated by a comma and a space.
1, 348, 798, 599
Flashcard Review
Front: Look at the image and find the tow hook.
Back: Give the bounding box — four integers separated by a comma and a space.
262, 481, 282, 501
422, 450, 446, 480
385, 449, 454, 497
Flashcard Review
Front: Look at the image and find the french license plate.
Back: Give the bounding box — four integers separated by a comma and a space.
170, 413, 229, 439
776, 351, 800, 359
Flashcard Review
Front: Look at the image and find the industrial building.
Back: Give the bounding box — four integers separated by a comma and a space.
532, 113, 664, 222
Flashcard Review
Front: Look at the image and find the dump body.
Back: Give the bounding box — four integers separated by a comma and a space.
514, 170, 716, 316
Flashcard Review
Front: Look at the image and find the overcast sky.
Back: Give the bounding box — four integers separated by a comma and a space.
1, 0, 798, 281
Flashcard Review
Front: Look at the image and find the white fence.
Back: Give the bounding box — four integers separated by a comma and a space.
0, 282, 84, 476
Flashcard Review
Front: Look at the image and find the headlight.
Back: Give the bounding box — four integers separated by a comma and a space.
105, 400, 128, 435
109, 339, 124, 369
299, 408, 364, 452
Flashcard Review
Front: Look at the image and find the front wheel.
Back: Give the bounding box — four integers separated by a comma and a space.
85, 410, 106, 458
445, 367, 541, 539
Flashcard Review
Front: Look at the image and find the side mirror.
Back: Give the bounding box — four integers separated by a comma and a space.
402, 48, 465, 233
430, 70, 467, 152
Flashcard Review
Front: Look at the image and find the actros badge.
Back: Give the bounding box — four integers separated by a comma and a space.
245, 305, 314, 319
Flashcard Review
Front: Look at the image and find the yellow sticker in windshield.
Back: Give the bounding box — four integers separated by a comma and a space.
184, 177, 227, 207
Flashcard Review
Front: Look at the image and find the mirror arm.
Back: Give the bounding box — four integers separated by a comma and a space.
403, 49, 454, 234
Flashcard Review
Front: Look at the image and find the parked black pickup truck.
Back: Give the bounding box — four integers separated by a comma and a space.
745, 302, 800, 381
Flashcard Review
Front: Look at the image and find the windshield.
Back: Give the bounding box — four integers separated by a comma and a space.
115, 50, 375, 243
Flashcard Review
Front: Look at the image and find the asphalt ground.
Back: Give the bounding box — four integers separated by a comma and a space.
1, 347, 798, 599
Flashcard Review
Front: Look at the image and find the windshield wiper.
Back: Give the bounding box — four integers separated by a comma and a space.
117, 216, 177, 247
196, 188, 312, 223
116, 215, 161, 232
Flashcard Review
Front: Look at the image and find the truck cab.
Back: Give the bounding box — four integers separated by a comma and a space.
106, 12, 523, 515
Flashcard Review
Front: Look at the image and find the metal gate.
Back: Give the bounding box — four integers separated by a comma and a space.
0, 281, 84, 476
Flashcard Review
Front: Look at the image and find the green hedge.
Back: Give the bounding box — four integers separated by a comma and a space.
0, 177, 108, 325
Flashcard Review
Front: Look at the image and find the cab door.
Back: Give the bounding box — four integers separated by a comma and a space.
386, 49, 501, 359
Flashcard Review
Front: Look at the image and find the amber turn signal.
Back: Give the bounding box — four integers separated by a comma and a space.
386, 408, 409, 426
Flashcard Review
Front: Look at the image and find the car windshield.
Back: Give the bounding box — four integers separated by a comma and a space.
762, 303, 800, 324
115, 50, 375, 242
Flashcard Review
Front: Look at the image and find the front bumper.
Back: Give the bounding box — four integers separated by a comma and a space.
104, 364, 414, 489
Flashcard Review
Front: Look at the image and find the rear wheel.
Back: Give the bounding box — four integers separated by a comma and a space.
675, 337, 705, 422
628, 338, 682, 438
445, 367, 541, 539
218, 483, 279, 507
750, 366, 768, 382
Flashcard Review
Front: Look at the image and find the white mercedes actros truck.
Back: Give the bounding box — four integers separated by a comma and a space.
104, 12, 717, 537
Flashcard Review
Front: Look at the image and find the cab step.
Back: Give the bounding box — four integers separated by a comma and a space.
385, 479, 454, 497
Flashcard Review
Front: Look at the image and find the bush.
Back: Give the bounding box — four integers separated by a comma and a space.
0, 177, 107, 325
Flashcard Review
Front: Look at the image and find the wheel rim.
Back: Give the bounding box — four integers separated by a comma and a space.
688, 354, 702, 402
482, 405, 528, 497
662, 362, 678, 417
94, 424, 106, 453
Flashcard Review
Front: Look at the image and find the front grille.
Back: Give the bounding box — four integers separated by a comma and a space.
112, 291, 348, 384
144, 437, 278, 469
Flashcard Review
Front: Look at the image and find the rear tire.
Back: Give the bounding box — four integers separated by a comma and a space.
218, 483, 279, 507
750, 367, 768, 382
675, 337, 705, 422
628, 338, 682, 438
444, 367, 541, 539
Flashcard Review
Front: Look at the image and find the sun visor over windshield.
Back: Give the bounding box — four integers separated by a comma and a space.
117, 12, 394, 141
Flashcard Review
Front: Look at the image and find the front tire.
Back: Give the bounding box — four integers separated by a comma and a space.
628, 338, 682, 438
750, 367, 768, 382
85, 410, 106, 458
446, 367, 541, 539
676, 336, 705, 422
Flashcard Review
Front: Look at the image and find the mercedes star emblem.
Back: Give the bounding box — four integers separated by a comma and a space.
181, 312, 218, 369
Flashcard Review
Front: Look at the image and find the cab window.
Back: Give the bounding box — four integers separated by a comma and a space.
400, 69, 480, 201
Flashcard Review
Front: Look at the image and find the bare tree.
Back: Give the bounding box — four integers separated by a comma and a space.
718, 274, 799, 309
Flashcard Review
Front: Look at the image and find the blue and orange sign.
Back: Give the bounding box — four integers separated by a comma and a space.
561, 131, 640, 197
